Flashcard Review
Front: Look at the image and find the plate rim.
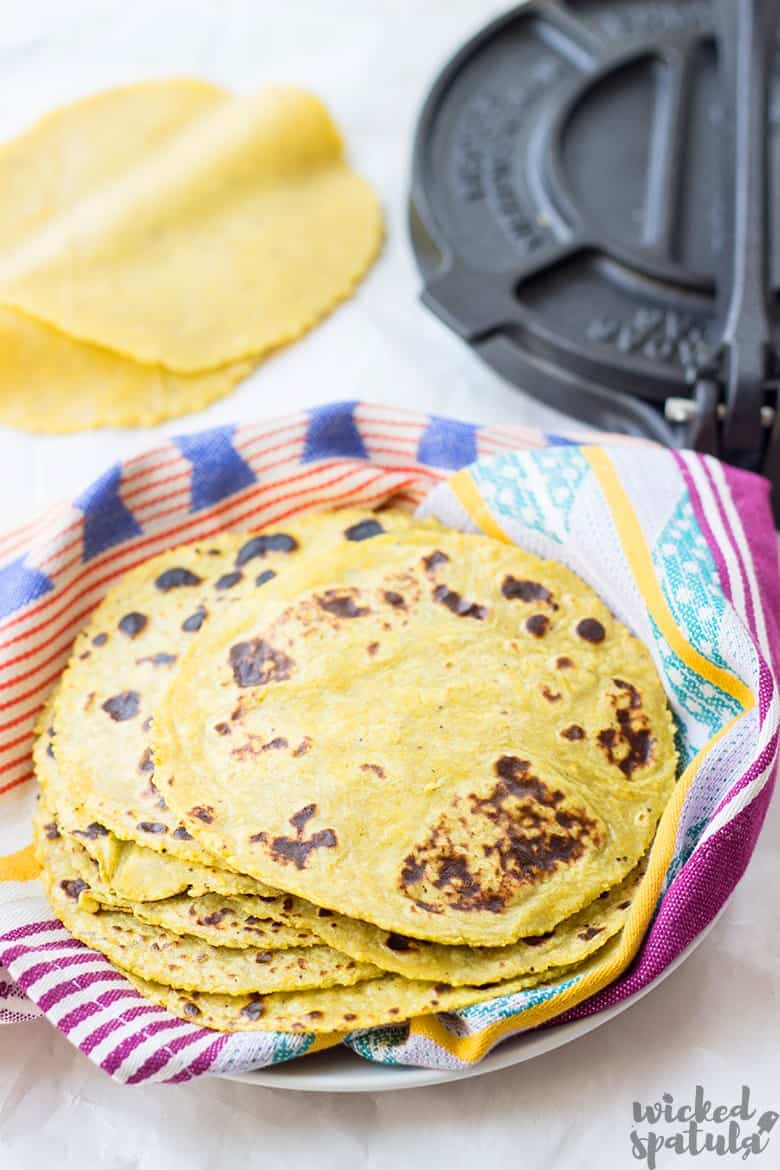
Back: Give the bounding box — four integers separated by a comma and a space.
216, 906, 723, 1093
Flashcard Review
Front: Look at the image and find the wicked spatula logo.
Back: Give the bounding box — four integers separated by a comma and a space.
631, 1087, 778, 1166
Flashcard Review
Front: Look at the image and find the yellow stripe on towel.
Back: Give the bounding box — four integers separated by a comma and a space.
0, 842, 40, 882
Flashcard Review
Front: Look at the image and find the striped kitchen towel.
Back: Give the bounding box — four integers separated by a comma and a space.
0, 401, 776, 1082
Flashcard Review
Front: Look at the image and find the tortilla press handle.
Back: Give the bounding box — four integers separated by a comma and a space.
679, 0, 780, 517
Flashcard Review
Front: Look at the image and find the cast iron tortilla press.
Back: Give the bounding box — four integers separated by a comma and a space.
409, 0, 780, 519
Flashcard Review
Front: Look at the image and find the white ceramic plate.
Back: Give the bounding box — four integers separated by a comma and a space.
218, 911, 721, 1092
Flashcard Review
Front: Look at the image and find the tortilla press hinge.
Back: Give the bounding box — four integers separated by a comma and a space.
665, 0, 780, 519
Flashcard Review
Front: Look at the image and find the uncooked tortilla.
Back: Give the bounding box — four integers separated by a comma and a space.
0, 81, 383, 375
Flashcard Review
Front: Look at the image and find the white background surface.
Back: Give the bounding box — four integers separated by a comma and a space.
0, 2, 778, 1168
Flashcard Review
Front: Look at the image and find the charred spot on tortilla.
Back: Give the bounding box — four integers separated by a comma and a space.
60, 878, 89, 899
432, 585, 487, 620
578, 925, 604, 941
229, 638, 294, 688
268, 804, 338, 869
596, 679, 654, 777
525, 614, 549, 637
136, 652, 177, 667
501, 576, 557, 609
182, 606, 208, 632
316, 590, 370, 619
101, 690, 140, 721
382, 590, 406, 608
72, 822, 109, 840
215, 571, 243, 591
422, 550, 449, 574
118, 612, 148, 638
189, 805, 216, 824
576, 618, 606, 644
399, 755, 600, 913
344, 518, 384, 541
235, 533, 298, 566
155, 567, 203, 591
138, 748, 155, 774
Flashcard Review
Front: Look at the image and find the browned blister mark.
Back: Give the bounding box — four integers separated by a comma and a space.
422, 550, 450, 574
72, 822, 109, 841
267, 803, 339, 870
501, 576, 558, 609
596, 678, 654, 777
399, 754, 600, 914
241, 998, 264, 1020
432, 585, 488, 620
360, 763, 386, 778
561, 724, 585, 741
262, 737, 289, 752
229, 638, 294, 688
101, 690, 140, 722
235, 532, 298, 566
576, 618, 606, 644
214, 570, 242, 591
541, 686, 561, 702
136, 652, 177, 667
189, 805, 215, 824
316, 589, 370, 619
293, 737, 312, 757
525, 614, 549, 637
138, 747, 154, 774
182, 606, 208, 632
344, 518, 384, 542
383, 590, 406, 609
118, 612, 148, 638
577, 925, 605, 942
155, 567, 202, 591
60, 879, 89, 899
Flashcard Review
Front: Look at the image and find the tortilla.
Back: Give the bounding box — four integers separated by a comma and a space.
0, 81, 382, 374
298, 860, 644, 985
53, 795, 640, 980
49, 509, 430, 877
154, 526, 677, 946
37, 822, 381, 994
35, 702, 278, 901
0, 306, 254, 432
56, 826, 319, 951
121, 961, 579, 1033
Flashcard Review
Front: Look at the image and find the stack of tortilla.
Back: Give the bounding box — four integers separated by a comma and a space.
0, 81, 382, 431
34, 508, 677, 1033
